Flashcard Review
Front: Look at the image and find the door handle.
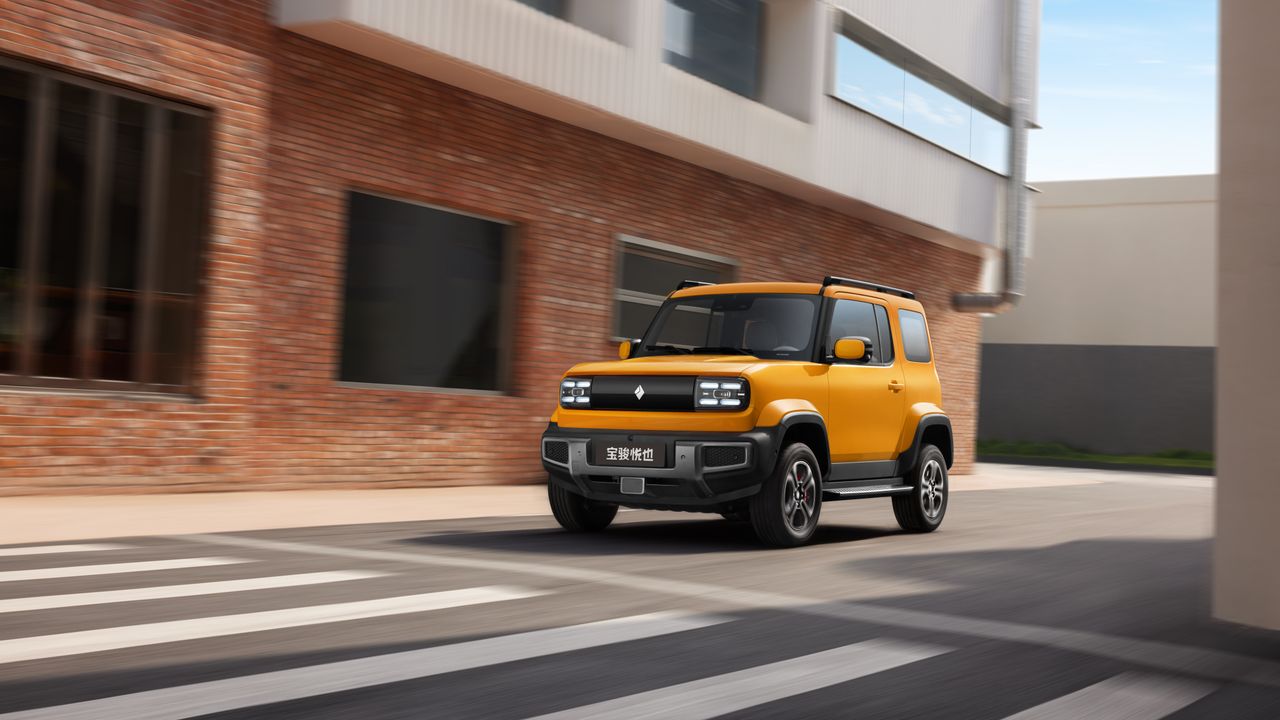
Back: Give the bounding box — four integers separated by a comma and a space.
888, 380, 904, 392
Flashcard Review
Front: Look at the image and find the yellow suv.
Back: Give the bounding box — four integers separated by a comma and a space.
541, 277, 952, 547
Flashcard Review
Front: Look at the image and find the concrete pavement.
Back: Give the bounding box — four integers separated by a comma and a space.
1, 463, 1104, 545
2, 464, 1277, 718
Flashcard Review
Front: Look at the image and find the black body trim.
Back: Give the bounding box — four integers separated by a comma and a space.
541, 422, 783, 511
828, 460, 898, 481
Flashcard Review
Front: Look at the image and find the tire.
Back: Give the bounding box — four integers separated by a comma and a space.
748, 443, 823, 547
548, 482, 618, 532
892, 444, 948, 533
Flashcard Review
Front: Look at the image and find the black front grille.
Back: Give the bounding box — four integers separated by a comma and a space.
543, 440, 569, 464
589, 376, 696, 411
704, 445, 747, 468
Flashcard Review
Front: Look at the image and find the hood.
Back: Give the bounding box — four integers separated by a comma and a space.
566, 355, 765, 377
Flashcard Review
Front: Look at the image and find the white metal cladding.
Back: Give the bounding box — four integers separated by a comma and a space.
275, 0, 1027, 250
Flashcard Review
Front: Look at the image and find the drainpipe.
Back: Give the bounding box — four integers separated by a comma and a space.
953, 0, 1034, 313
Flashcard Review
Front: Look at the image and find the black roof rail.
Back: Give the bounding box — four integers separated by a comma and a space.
821, 276, 916, 300
675, 280, 716, 290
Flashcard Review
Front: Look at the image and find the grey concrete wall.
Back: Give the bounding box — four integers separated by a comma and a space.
984, 176, 1216, 348
979, 344, 1214, 455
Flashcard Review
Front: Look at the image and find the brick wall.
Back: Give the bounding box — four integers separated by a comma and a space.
0, 0, 271, 494
0, 1, 982, 494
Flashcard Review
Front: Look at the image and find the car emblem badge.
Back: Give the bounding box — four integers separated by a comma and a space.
634, 384, 646, 400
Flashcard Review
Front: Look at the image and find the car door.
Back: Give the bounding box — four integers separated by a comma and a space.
824, 295, 907, 463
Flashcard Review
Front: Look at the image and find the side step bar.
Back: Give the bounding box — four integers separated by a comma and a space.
822, 480, 911, 500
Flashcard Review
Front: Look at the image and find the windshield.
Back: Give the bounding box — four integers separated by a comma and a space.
634, 293, 820, 360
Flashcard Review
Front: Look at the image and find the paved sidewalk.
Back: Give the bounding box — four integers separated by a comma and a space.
0, 464, 1183, 545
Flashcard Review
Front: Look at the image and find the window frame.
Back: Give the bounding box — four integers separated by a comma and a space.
334, 189, 520, 397
0, 55, 211, 396
612, 235, 737, 342
827, 13, 1013, 176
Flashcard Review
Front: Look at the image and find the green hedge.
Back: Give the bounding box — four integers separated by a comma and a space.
976, 440, 1214, 470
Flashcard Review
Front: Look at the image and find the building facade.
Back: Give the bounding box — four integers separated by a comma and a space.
1215, 0, 1280, 632
981, 175, 1216, 456
0, 0, 1037, 494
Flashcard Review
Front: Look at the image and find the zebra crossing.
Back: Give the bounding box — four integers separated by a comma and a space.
0, 539, 1255, 719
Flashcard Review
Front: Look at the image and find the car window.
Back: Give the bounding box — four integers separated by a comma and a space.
898, 309, 932, 362
636, 293, 819, 360
826, 299, 883, 362
874, 304, 895, 363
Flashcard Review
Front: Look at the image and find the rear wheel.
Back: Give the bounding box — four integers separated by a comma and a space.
749, 443, 822, 547
548, 482, 617, 532
892, 444, 948, 532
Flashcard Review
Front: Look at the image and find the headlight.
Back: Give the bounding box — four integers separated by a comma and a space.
560, 377, 591, 408
696, 377, 749, 410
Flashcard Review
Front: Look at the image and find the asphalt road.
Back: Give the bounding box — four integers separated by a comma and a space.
1, 468, 1278, 719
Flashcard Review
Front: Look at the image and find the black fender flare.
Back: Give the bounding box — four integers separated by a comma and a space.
895, 414, 953, 476
775, 412, 830, 476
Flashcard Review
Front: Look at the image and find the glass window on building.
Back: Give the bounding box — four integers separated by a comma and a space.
615, 239, 734, 340
513, 0, 567, 19
898, 309, 932, 363
830, 29, 1012, 175
341, 193, 512, 392
904, 73, 972, 158
970, 108, 1011, 175
663, 0, 763, 99
833, 34, 905, 125
0, 59, 208, 392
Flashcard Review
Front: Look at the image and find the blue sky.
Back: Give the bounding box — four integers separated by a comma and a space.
1030, 0, 1218, 181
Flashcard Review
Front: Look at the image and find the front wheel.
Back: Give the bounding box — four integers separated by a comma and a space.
892, 445, 948, 532
548, 482, 617, 532
749, 443, 822, 547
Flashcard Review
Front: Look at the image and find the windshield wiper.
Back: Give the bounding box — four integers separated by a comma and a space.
690, 346, 756, 356
643, 344, 692, 355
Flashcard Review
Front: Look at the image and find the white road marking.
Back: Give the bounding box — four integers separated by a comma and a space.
0, 570, 387, 614
527, 638, 950, 720
179, 533, 1280, 688
0, 557, 248, 583
0, 543, 132, 557
0, 612, 727, 720
1001, 672, 1216, 720
0, 586, 539, 665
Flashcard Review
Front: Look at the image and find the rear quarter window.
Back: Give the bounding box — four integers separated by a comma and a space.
897, 310, 932, 363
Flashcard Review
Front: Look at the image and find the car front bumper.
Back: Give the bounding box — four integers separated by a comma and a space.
540, 422, 782, 510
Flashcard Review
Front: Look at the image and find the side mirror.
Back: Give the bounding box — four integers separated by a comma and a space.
619, 339, 637, 359
834, 336, 873, 362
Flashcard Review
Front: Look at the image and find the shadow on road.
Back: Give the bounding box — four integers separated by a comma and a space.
406, 516, 902, 555
845, 537, 1280, 655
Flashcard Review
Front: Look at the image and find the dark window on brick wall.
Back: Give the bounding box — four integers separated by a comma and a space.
340, 192, 513, 393
614, 238, 734, 341
0, 57, 209, 393
663, 0, 763, 99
